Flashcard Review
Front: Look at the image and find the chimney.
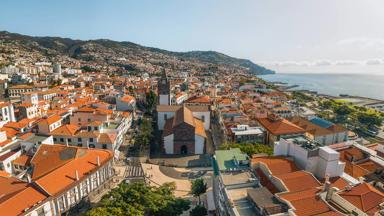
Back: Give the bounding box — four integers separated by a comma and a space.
75, 170, 79, 181
323, 179, 331, 193
325, 187, 336, 201
97, 156, 100, 166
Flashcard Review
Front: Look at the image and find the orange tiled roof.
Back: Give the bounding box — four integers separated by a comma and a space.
185, 95, 211, 104
252, 156, 299, 175
99, 133, 116, 144
18, 132, 34, 140
0, 186, 47, 216
275, 171, 322, 192
163, 106, 206, 138
0, 102, 10, 109
18, 103, 33, 108
39, 115, 61, 126
5, 121, 29, 130
279, 188, 339, 216
0, 170, 10, 178
32, 144, 113, 196
0, 127, 18, 139
50, 124, 80, 136
0, 139, 12, 148
290, 116, 346, 136
12, 155, 31, 166
254, 156, 342, 216
257, 117, 305, 135
120, 95, 135, 103
0, 176, 28, 203
194, 118, 207, 138
339, 183, 384, 214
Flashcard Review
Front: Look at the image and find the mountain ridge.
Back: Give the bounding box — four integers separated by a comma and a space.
0, 30, 275, 75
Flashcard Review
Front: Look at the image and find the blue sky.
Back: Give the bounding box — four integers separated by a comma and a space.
1, 0, 384, 74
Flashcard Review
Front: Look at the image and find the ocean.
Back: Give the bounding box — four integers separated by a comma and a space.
258, 73, 384, 100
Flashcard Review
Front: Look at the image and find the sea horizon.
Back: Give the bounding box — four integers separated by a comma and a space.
259, 73, 384, 101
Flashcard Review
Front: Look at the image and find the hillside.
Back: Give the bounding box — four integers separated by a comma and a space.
0, 31, 274, 75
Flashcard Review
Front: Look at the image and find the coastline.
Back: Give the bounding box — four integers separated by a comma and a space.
258, 73, 384, 103
264, 80, 384, 107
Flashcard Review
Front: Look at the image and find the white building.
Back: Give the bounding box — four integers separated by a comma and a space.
0, 102, 16, 127
162, 106, 206, 154
274, 135, 345, 179
157, 105, 210, 130
0, 144, 114, 216
229, 125, 264, 144
21, 92, 39, 106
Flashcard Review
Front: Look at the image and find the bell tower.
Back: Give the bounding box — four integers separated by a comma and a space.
158, 70, 171, 105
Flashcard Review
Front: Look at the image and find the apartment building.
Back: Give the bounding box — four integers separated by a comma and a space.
0, 144, 114, 216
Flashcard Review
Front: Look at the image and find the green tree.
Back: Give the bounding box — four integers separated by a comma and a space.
86, 182, 190, 216
291, 91, 313, 104
190, 179, 207, 203
145, 90, 157, 114
190, 205, 207, 216
134, 118, 154, 154
334, 105, 352, 115
219, 143, 273, 156
357, 111, 383, 127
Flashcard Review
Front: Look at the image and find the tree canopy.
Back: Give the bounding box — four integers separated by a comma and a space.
86, 182, 190, 216
190, 179, 207, 203
145, 90, 157, 114
189, 205, 207, 216
219, 143, 273, 156
318, 99, 383, 129
133, 117, 154, 154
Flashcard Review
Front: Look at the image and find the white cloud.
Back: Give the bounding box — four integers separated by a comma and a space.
334, 60, 361, 66
259, 58, 384, 67
365, 59, 384, 65
337, 37, 384, 50
313, 60, 332, 66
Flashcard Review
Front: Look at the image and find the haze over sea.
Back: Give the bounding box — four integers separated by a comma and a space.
259, 73, 384, 100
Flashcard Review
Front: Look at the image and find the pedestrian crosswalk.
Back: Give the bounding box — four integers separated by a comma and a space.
125, 165, 144, 179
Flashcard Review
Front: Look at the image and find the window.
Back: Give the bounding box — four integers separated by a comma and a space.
68, 138, 72, 143
164, 114, 167, 120
94, 127, 98, 131
77, 143, 83, 147
36, 206, 45, 216
89, 144, 95, 148
102, 144, 107, 149
201, 115, 205, 122
89, 138, 94, 142
81, 181, 88, 196
58, 196, 65, 211
53, 138, 57, 142
78, 138, 82, 142
60, 138, 64, 142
